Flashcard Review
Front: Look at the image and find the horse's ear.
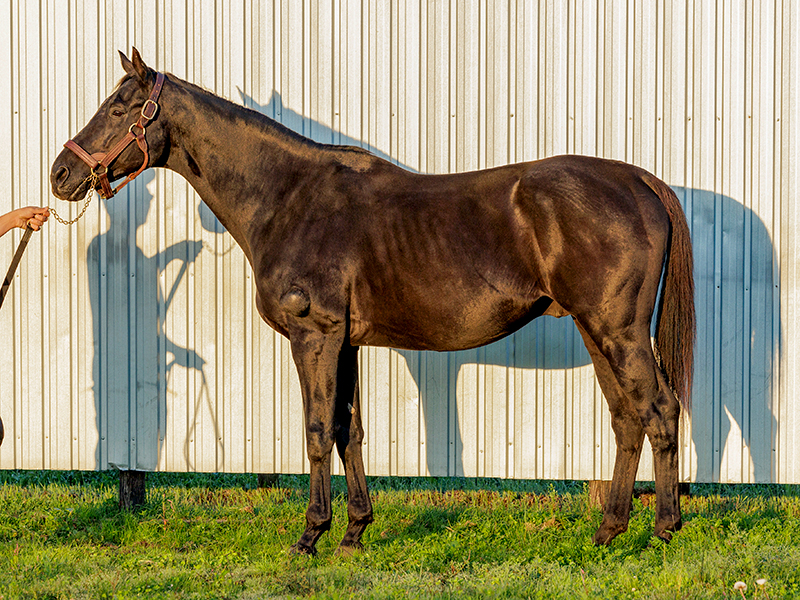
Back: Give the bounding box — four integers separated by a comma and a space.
119, 50, 135, 76
119, 47, 153, 85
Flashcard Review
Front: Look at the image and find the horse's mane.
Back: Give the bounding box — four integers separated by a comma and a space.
166, 72, 376, 160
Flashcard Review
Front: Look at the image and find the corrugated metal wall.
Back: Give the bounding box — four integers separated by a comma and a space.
0, 0, 797, 484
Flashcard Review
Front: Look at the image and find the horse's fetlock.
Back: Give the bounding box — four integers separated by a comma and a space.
348, 507, 373, 524
593, 519, 629, 545
289, 541, 318, 557
305, 511, 333, 532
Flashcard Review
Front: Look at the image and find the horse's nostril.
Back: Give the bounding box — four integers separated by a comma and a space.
54, 165, 70, 186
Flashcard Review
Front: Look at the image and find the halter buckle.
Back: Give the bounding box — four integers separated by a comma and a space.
141, 99, 159, 120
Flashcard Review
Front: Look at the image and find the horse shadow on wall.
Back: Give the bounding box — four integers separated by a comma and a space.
200, 89, 777, 483
87, 170, 210, 472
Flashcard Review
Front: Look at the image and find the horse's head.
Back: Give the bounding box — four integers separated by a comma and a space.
50, 48, 168, 202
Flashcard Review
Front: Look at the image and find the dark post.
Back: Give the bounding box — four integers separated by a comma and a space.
257, 473, 279, 488
588, 480, 612, 509
119, 470, 147, 509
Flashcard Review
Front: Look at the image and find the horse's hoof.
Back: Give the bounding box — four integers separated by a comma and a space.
653, 530, 673, 544
593, 522, 627, 546
289, 542, 317, 557
654, 517, 682, 543
335, 541, 364, 557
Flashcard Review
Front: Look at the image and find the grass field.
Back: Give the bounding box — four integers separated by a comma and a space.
1, 471, 799, 599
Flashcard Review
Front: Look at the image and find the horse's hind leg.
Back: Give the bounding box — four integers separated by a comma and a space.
333, 345, 374, 555
575, 322, 646, 544
578, 319, 682, 542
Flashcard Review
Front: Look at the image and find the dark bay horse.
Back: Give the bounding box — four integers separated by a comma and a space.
50, 49, 695, 554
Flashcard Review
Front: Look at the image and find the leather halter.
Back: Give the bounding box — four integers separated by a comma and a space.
64, 72, 166, 199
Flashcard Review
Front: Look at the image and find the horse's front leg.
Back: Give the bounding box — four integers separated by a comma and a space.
288, 326, 347, 556
333, 345, 373, 555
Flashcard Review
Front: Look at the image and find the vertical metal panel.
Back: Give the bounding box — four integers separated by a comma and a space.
0, 0, 796, 485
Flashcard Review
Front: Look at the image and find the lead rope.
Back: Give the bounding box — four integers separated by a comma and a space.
48, 171, 99, 225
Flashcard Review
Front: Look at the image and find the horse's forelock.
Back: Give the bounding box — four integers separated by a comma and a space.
112, 69, 156, 95
112, 73, 132, 92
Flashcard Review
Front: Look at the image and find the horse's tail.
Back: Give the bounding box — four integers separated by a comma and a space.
643, 174, 695, 414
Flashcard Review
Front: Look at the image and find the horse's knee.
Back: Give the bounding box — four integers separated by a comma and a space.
343, 420, 364, 450
609, 409, 645, 451
646, 427, 679, 455
306, 427, 335, 462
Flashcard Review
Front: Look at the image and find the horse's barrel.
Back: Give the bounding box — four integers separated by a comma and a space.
0, 416, 4, 447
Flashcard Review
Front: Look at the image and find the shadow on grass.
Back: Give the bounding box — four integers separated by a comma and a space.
395, 506, 466, 539
2, 470, 798, 501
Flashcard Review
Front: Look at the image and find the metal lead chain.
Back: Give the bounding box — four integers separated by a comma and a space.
48, 172, 98, 226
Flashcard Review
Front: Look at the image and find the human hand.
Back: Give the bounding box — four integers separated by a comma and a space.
0, 206, 50, 237
18, 206, 50, 231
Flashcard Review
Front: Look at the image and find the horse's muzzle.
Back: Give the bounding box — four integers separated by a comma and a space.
49, 156, 75, 200
50, 154, 91, 202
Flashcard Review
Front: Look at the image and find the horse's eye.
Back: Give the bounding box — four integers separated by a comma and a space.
111, 108, 125, 118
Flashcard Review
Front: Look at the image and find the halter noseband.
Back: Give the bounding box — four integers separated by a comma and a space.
64, 71, 166, 199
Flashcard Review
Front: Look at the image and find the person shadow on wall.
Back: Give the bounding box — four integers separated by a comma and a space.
238, 90, 779, 484
87, 170, 204, 473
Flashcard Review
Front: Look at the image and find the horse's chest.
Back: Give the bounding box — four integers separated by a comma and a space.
252, 256, 351, 338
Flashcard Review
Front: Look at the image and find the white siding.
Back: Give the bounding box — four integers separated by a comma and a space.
0, 0, 796, 484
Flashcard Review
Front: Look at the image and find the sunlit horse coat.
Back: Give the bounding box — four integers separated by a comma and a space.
51, 49, 694, 555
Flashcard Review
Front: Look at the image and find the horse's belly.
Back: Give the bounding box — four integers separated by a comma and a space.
350, 286, 544, 352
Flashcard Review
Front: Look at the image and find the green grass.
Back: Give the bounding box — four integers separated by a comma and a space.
1, 471, 799, 599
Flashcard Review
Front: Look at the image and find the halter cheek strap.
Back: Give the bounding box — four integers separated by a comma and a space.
65, 71, 166, 199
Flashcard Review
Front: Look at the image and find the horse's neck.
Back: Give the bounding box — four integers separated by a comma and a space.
162, 78, 317, 259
